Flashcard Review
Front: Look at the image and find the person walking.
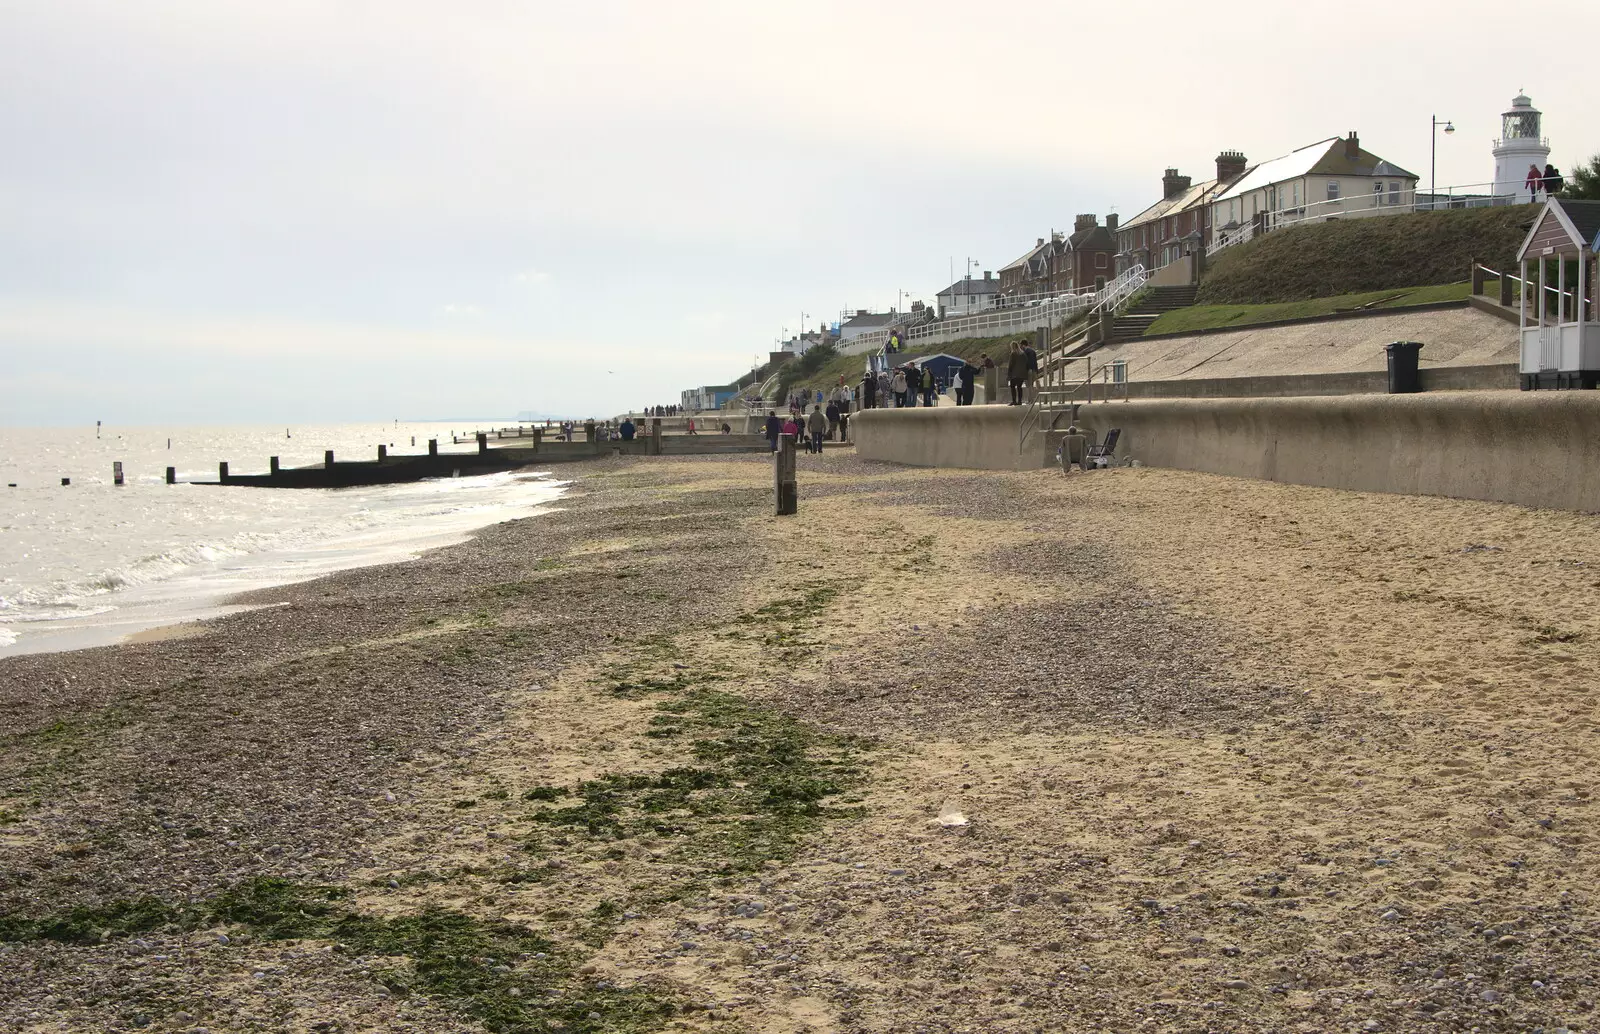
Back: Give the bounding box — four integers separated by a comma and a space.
919, 364, 937, 407
958, 358, 981, 405
825, 399, 841, 440
1526, 163, 1544, 199
806, 405, 827, 454
780, 412, 801, 453
1021, 338, 1039, 404
1544, 164, 1565, 196
1006, 341, 1029, 405
861, 372, 877, 409
890, 367, 909, 408
764, 412, 782, 452
877, 369, 892, 408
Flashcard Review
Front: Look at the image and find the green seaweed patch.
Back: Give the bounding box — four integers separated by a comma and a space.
527, 689, 869, 875
1, 878, 679, 1034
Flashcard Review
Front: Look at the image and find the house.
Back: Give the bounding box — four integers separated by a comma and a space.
936, 272, 1001, 317
998, 237, 1056, 302
1114, 154, 1241, 281
780, 323, 839, 356
1515, 197, 1600, 389
1050, 214, 1118, 294
680, 384, 737, 411
838, 310, 903, 345
1208, 132, 1417, 250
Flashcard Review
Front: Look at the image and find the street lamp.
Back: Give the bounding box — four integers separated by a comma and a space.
1431, 114, 1455, 211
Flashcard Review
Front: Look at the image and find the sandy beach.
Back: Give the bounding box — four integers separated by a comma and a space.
3, 452, 1598, 1034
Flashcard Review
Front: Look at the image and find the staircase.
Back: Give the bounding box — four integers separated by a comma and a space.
1105, 285, 1198, 343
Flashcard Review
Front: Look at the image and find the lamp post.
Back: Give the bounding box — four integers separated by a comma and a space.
1430, 114, 1455, 211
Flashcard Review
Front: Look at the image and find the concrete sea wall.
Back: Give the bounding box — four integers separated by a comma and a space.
855, 393, 1600, 511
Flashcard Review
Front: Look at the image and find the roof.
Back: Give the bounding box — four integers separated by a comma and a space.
840, 312, 900, 329
1212, 137, 1417, 202
1065, 225, 1115, 251
937, 277, 1001, 298
1120, 177, 1223, 232
1518, 198, 1600, 258
1000, 238, 1053, 272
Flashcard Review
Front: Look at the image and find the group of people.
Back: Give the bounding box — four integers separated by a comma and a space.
1526, 163, 1566, 199
642, 404, 681, 417
850, 339, 1038, 409
765, 384, 851, 454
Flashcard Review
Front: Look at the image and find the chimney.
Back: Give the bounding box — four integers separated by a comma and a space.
983, 270, 992, 280
1052, 231, 1064, 243
1073, 213, 1097, 232
1162, 168, 1191, 198
1215, 150, 1247, 183
1106, 213, 1119, 232
856, 309, 867, 317
1345, 132, 1359, 159
1036, 237, 1045, 247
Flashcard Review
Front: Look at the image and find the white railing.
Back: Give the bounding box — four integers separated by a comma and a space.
1206, 219, 1254, 256
1207, 180, 1532, 255
1088, 263, 1148, 318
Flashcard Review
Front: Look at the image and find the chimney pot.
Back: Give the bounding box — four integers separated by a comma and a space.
1074, 213, 1097, 231
1345, 132, 1359, 159
984, 270, 992, 280
1106, 213, 1119, 232
1036, 237, 1045, 247
1162, 168, 1191, 198
1215, 150, 1248, 183
856, 309, 867, 317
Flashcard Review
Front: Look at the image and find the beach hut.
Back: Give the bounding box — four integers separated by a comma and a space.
1516, 197, 1600, 389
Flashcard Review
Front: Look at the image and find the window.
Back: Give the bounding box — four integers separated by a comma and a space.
1374, 181, 1385, 205
1327, 179, 1340, 201
1096, 252, 1108, 268
1292, 181, 1301, 208
1388, 181, 1401, 205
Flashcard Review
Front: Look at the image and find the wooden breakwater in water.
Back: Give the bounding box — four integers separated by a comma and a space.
204, 426, 773, 488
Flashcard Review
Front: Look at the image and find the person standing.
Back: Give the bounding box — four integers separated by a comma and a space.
1526, 163, 1544, 199
919, 365, 936, 407
1006, 341, 1029, 405
890, 367, 909, 408
806, 405, 827, 454
861, 372, 877, 409
1544, 164, 1565, 196
1021, 338, 1039, 404
764, 412, 782, 452
825, 399, 841, 440
619, 417, 636, 440
958, 358, 981, 405
878, 369, 892, 407
780, 412, 801, 453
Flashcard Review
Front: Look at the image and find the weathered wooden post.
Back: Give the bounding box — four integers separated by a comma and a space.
1471, 262, 1486, 296
584, 420, 596, 444
165, 466, 176, 485
112, 461, 124, 486
428, 438, 438, 456
1500, 273, 1515, 307
650, 418, 662, 455
476, 432, 488, 455
61, 477, 70, 486
530, 428, 542, 452
324, 450, 334, 468
270, 456, 280, 475
378, 444, 387, 461
219, 462, 229, 484
775, 434, 797, 515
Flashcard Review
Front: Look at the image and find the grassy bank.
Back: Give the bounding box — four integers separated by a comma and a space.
781, 322, 1083, 400
1198, 204, 1535, 304
1144, 280, 1487, 336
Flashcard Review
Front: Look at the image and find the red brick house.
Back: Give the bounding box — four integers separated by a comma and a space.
1115, 152, 1248, 276
1050, 214, 1118, 294
998, 236, 1055, 302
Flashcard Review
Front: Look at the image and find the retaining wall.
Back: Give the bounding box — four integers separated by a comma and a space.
856, 392, 1600, 511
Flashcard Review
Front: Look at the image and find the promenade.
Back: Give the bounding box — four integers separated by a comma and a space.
2, 454, 1596, 1033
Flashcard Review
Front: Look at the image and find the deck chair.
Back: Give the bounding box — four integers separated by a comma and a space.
1086, 428, 1121, 468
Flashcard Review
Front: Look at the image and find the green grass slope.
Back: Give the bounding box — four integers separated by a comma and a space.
1197, 205, 1535, 305
1144, 281, 1490, 336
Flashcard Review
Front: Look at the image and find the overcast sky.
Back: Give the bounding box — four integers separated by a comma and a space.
3, 0, 1596, 426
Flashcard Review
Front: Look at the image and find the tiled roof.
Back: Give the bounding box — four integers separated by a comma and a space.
1120, 178, 1222, 232
1557, 199, 1600, 248
1213, 137, 1417, 202
938, 277, 1001, 298
841, 312, 900, 329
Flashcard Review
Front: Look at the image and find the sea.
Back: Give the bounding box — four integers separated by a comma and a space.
0, 421, 568, 658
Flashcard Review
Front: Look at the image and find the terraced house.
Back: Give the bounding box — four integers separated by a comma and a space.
1114, 152, 1245, 283
1050, 213, 1118, 294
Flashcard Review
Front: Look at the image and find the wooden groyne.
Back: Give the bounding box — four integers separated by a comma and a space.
203, 424, 773, 488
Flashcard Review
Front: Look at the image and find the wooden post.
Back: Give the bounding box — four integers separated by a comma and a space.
1471, 262, 1485, 296
112, 461, 124, 486
428, 438, 438, 456
650, 418, 662, 455
530, 428, 542, 452
476, 431, 488, 455
774, 435, 797, 515
378, 444, 387, 461
219, 461, 229, 483
61, 477, 70, 486
324, 450, 335, 468
270, 456, 280, 475
165, 466, 176, 484
1501, 271, 1515, 307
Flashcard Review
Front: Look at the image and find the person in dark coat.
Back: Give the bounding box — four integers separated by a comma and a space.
861, 373, 877, 409
1006, 341, 1029, 405
958, 359, 981, 405
764, 412, 782, 452
1544, 164, 1565, 196
825, 400, 841, 440
919, 365, 937, 407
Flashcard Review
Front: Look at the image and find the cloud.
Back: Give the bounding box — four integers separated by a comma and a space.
513, 269, 551, 285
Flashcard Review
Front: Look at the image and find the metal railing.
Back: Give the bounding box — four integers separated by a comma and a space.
1087, 264, 1149, 320
1207, 180, 1534, 256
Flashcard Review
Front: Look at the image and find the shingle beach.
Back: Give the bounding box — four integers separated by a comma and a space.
3, 454, 1598, 1033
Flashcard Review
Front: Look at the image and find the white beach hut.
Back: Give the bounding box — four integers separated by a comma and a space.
1516, 198, 1600, 389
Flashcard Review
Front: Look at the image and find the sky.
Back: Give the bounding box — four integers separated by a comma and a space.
2, 0, 1597, 426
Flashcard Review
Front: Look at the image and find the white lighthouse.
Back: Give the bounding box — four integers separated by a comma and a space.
1491, 92, 1551, 203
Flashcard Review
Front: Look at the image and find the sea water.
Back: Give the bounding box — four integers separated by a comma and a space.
0, 420, 568, 656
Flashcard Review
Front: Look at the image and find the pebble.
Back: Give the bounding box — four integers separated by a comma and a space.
1480, 990, 1501, 1003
